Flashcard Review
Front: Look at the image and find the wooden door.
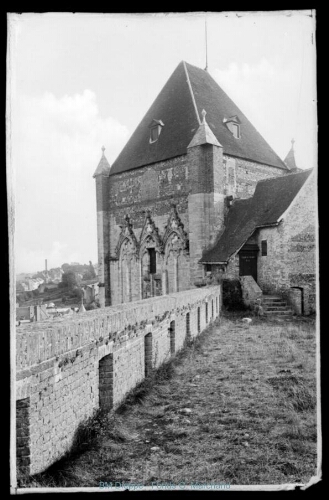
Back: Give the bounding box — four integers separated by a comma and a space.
239, 252, 258, 282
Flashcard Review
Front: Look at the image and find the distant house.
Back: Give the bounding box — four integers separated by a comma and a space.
46, 283, 58, 290
81, 280, 99, 304
48, 267, 64, 282
16, 304, 49, 322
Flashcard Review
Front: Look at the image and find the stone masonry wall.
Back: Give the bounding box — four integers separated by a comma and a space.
105, 152, 284, 303
16, 285, 221, 476
224, 155, 286, 199
108, 155, 189, 252
257, 173, 316, 313
107, 156, 190, 303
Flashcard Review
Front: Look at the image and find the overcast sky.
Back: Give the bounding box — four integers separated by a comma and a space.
7, 11, 316, 275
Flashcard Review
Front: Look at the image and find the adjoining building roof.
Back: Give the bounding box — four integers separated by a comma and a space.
109, 61, 287, 176
200, 169, 313, 263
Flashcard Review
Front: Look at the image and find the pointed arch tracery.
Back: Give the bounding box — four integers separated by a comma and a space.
115, 215, 139, 259
163, 204, 189, 254
116, 215, 140, 303
139, 210, 164, 256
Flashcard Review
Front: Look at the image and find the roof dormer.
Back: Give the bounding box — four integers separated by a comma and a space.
223, 115, 241, 139
149, 119, 164, 144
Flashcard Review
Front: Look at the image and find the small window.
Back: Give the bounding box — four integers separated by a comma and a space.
224, 116, 241, 139
205, 264, 212, 272
231, 123, 240, 139
150, 126, 160, 143
261, 240, 267, 256
148, 248, 156, 274
149, 119, 164, 144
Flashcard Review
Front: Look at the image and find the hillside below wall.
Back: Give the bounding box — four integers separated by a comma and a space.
16, 285, 221, 476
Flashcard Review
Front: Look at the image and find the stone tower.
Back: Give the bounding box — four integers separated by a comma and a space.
93, 146, 111, 307
187, 109, 225, 282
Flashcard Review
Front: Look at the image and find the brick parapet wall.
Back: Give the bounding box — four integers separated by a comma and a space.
16, 285, 221, 476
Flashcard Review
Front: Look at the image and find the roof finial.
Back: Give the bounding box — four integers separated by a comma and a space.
201, 109, 207, 123
101, 145, 105, 155
204, 15, 208, 71
291, 138, 295, 150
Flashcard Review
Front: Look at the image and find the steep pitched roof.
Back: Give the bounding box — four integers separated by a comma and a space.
284, 140, 298, 171
93, 147, 111, 177
186, 62, 286, 169
109, 61, 287, 175
187, 109, 222, 148
200, 169, 313, 263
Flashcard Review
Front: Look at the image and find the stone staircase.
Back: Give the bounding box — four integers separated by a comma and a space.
262, 295, 294, 317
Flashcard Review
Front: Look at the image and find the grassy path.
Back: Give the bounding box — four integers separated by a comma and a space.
31, 313, 317, 488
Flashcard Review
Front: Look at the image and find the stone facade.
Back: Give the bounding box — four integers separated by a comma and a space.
223, 173, 316, 314
257, 173, 316, 314
16, 285, 221, 476
97, 146, 285, 307
224, 156, 284, 199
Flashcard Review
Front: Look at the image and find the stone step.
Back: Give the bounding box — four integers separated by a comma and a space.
264, 310, 293, 316
262, 298, 285, 303
263, 304, 291, 311
263, 305, 288, 310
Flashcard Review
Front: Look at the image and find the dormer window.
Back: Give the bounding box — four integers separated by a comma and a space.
223, 115, 241, 139
230, 122, 240, 138
149, 119, 164, 144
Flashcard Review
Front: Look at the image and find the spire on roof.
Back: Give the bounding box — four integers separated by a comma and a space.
78, 297, 86, 313
284, 138, 298, 172
187, 109, 222, 148
93, 146, 111, 178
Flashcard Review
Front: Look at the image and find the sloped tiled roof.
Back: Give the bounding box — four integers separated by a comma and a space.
93, 148, 111, 177
109, 61, 287, 175
187, 110, 222, 148
200, 169, 313, 263
284, 141, 298, 171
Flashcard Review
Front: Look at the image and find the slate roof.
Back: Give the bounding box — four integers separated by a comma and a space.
93, 148, 111, 177
200, 169, 313, 263
187, 110, 222, 148
109, 61, 287, 175
284, 141, 298, 171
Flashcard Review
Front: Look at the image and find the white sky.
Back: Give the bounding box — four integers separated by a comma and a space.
7, 11, 317, 275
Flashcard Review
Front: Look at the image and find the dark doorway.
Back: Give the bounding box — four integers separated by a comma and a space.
99, 354, 114, 410
169, 320, 175, 355
239, 244, 259, 282
144, 333, 153, 376
148, 248, 156, 274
